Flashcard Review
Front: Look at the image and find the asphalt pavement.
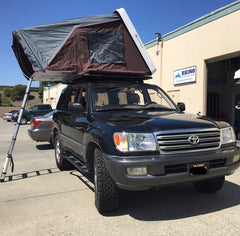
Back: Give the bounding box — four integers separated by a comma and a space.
0, 118, 240, 235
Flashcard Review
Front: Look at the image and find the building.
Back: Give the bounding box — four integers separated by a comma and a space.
146, 0, 240, 130
43, 83, 66, 108
43, 1, 240, 130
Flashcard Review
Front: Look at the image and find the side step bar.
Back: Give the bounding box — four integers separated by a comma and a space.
60, 153, 90, 174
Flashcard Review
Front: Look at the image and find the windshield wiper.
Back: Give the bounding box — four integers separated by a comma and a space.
143, 105, 176, 111
96, 106, 140, 112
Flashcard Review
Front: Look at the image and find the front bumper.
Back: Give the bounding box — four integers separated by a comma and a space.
104, 146, 240, 190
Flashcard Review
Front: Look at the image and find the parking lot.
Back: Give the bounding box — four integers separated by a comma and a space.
0, 118, 240, 235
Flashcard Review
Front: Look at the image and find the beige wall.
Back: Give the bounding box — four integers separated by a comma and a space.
148, 10, 240, 115
43, 83, 66, 109
146, 42, 162, 87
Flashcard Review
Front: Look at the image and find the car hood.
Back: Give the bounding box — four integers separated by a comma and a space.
95, 110, 229, 133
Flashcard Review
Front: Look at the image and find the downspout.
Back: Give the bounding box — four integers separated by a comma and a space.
155, 33, 163, 87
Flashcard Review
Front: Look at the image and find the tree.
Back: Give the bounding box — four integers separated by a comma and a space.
10, 84, 27, 101
3, 88, 12, 97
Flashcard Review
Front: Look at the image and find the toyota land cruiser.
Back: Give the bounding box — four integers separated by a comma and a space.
52, 75, 240, 213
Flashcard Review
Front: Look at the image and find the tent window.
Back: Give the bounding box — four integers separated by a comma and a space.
88, 30, 125, 64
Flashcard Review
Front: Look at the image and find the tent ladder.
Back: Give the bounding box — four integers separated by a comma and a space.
1, 77, 33, 182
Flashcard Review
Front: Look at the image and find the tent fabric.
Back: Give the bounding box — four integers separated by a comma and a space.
12, 9, 153, 82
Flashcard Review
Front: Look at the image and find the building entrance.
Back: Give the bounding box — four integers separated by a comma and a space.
207, 56, 240, 138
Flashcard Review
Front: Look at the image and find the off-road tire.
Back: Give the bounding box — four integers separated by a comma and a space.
193, 176, 225, 193
94, 147, 119, 213
55, 135, 72, 171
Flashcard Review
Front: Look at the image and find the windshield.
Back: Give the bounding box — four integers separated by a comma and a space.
92, 83, 176, 112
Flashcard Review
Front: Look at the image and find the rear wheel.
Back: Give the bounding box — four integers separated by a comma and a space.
193, 176, 225, 193
55, 135, 72, 170
94, 147, 119, 213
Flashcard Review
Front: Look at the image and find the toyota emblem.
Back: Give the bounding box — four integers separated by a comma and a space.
188, 135, 200, 145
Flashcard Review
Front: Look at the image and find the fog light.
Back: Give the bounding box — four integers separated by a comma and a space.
233, 154, 240, 163
127, 167, 147, 176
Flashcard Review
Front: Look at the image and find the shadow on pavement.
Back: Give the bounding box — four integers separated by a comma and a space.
36, 143, 54, 150
4, 167, 60, 182
70, 170, 240, 220
114, 180, 240, 220
69, 170, 94, 192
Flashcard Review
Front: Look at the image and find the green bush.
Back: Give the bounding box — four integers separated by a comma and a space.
3, 88, 12, 97
1, 97, 12, 106
10, 84, 26, 101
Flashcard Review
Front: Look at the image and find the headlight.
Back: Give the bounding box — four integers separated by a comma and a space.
220, 127, 236, 145
114, 132, 156, 152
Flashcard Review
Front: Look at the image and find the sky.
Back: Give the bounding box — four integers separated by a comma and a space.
0, 0, 238, 87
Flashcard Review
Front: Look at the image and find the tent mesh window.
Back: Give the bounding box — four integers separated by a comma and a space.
87, 30, 125, 64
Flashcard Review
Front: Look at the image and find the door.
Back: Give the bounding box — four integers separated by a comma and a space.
68, 86, 89, 160
60, 84, 89, 160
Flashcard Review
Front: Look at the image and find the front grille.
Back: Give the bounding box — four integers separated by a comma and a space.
164, 158, 226, 175
155, 128, 220, 154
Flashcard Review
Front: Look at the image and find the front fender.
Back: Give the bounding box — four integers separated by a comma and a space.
84, 127, 116, 155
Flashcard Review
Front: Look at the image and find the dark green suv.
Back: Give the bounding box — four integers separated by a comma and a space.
12, 104, 52, 125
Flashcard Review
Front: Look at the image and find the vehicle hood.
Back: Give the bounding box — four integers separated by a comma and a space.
95, 110, 229, 133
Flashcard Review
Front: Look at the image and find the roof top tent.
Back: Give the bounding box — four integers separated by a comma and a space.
12, 8, 156, 83
1, 8, 156, 182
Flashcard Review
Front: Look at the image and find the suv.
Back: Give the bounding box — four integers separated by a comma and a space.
53, 76, 240, 213
12, 104, 52, 124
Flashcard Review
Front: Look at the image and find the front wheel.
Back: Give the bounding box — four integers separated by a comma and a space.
193, 176, 225, 193
94, 147, 119, 213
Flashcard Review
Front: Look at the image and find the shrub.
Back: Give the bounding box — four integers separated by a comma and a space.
1, 97, 12, 106
10, 84, 26, 101
3, 88, 12, 97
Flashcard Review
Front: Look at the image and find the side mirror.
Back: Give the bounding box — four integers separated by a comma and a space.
69, 103, 84, 114
177, 102, 185, 112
